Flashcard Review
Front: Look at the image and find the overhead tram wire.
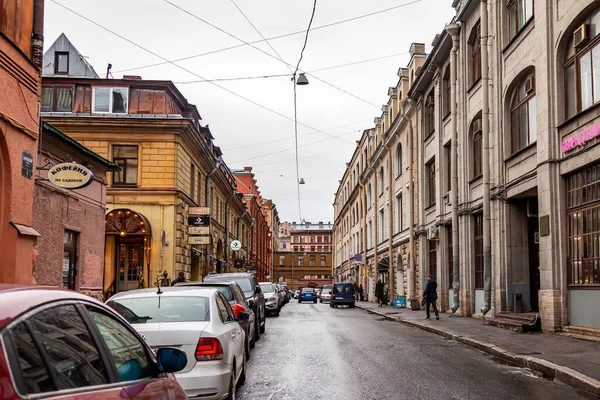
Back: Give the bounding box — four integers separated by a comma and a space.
164, 0, 379, 109
50, 0, 354, 146
251, 144, 356, 168
113, 0, 423, 75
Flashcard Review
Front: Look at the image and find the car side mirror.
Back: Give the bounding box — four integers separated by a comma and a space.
255, 286, 261, 294
237, 311, 250, 322
156, 347, 187, 373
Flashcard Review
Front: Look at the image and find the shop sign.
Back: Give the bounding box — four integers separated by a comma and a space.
187, 215, 210, 226
234, 259, 244, 269
48, 162, 94, 189
188, 226, 210, 235
22, 150, 33, 179
188, 236, 209, 245
189, 207, 210, 215
561, 122, 600, 153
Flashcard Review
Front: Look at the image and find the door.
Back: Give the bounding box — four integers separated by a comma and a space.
117, 242, 144, 292
215, 293, 244, 376
63, 230, 78, 290
528, 217, 540, 312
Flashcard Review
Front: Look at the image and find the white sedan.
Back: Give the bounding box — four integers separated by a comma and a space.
320, 289, 332, 303
107, 287, 248, 400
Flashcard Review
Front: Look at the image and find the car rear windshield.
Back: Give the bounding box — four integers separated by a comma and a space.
207, 276, 253, 292
260, 283, 275, 293
108, 296, 210, 324
301, 288, 314, 293
335, 283, 354, 293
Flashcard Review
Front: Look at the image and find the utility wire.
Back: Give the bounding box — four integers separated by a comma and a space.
113, 0, 422, 74
165, 0, 379, 109
174, 73, 291, 84
251, 145, 355, 168
50, 0, 354, 145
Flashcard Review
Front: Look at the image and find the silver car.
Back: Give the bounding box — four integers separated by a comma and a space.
320, 288, 332, 303
260, 282, 283, 316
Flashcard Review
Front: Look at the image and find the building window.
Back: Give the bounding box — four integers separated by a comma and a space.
447, 225, 453, 289
324, 236, 329, 243
41, 86, 73, 112
317, 246, 322, 251
428, 240, 437, 277
310, 236, 315, 243
378, 167, 384, 195
471, 116, 482, 178
63, 230, 78, 290
368, 221, 373, 248
510, 72, 537, 154
279, 255, 285, 266
368, 183, 373, 208
444, 144, 452, 193
427, 159, 436, 207
564, 8, 600, 119
93, 87, 128, 113
320, 255, 326, 266
442, 66, 451, 117
191, 164, 196, 202
317, 236, 322, 243
301, 236, 305, 243
396, 194, 403, 233
474, 213, 484, 289
197, 172, 202, 204
424, 91, 435, 137
469, 22, 481, 86
378, 208, 385, 243
310, 255, 315, 266
567, 163, 600, 286
396, 144, 403, 177
508, 0, 534, 40
112, 145, 138, 186
54, 51, 69, 74
298, 256, 304, 265
294, 236, 299, 243
310, 246, 315, 252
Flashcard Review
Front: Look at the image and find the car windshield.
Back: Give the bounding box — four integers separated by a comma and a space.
260, 283, 275, 293
207, 276, 253, 292
335, 283, 353, 293
202, 286, 233, 301
302, 288, 314, 293
108, 296, 210, 324
323, 289, 332, 294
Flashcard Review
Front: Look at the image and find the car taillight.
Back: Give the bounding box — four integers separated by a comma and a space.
195, 337, 224, 361
332, 294, 336, 298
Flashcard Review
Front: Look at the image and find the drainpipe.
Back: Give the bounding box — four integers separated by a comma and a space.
204, 157, 223, 275
481, 0, 492, 316
31, 0, 44, 70
248, 217, 256, 269
224, 192, 237, 272
399, 98, 416, 301
446, 22, 461, 313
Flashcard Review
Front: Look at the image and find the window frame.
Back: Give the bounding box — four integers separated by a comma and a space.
112, 145, 139, 187
41, 85, 74, 113
470, 22, 482, 86
395, 143, 403, 177
54, 51, 69, 75
510, 73, 537, 154
427, 159, 436, 208
442, 67, 451, 117
507, 0, 534, 41
378, 167, 385, 195
92, 87, 129, 114
428, 239, 437, 277
471, 117, 483, 179
424, 91, 435, 138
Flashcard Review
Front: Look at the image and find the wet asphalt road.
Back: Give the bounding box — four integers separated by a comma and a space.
238, 300, 595, 400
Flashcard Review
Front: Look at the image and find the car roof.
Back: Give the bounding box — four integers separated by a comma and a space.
177, 281, 235, 287
108, 287, 217, 301
205, 273, 253, 278
0, 285, 106, 330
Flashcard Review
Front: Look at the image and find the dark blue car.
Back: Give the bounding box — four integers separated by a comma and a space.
330, 282, 355, 308
298, 287, 317, 303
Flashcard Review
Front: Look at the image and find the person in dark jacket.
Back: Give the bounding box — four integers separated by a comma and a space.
375, 279, 384, 307
423, 274, 439, 320
358, 284, 364, 301
171, 271, 186, 286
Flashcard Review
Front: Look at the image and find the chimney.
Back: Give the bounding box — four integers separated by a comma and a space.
244, 167, 252, 172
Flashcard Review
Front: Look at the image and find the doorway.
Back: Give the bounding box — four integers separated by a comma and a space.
116, 240, 144, 292
528, 216, 540, 312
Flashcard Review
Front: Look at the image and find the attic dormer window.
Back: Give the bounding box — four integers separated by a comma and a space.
54, 52, 69, 75
93, 87, 128, 114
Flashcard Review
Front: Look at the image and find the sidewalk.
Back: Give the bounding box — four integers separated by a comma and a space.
355, 301, 600, 396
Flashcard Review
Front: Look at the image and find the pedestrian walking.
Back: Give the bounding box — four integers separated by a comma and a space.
359, 284, 364, 301
171, 271, 186, 286
375, 279, 384, 307
423, 274, 439, 320
353, 281, 359, 301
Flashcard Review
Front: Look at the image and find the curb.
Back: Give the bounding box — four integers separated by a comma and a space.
357, 304, 600, 396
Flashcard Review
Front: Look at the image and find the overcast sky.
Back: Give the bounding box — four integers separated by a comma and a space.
44, 0, 455, 224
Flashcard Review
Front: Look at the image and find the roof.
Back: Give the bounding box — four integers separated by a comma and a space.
42, 33, 99, 78
42, 121, 120, 170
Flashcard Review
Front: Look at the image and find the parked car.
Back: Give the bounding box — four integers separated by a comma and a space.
204, 272, 266, 340
331, 282, 356, 308
320, 288, 332, 303
260, 282, 282, 316
0, 284, 188, 400
315, 288, 322, 298
294, 290, 300, 299
175, 280, 256, 359
108, 287, 247, 400
276, 284, 289, 305
298, 287, 317, 303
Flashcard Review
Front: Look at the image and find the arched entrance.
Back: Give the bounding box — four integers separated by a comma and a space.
105, 209, 151, 295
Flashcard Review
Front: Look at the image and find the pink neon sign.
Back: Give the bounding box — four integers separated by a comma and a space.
561, 122, 600, 153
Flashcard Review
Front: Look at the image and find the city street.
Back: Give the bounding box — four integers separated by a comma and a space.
238, 301, 594, 400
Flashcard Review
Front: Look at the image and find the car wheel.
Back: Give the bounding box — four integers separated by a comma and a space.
330, 303, 334, 308
227, 367, 236, 400
298, 299, 301, 304
350, 303, 355, 308
320, 299, 322, 303
275, 308, 280, 317
237, 353, 247, 387
254, 318, 261, 342
313, 300, 317, 303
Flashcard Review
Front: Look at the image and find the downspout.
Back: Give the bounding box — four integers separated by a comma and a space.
31, 0, 44, 70
481, 0, 492, 316
237, 210, 248, 269
446, 23, 461, 313
399, 98, 416, 301
224, 192, 237, 272
248, 217, 255, 270
204, 157, 223, 275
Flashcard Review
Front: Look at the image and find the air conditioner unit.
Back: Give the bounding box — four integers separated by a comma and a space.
524, 76, 535, 94
427, 226, 439, 240
472, 119, 482, 133
574, 24, 590, 48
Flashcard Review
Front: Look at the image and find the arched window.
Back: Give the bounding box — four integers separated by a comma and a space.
469, 22, 481, 86
471, 116, 482, 178
442, 66, 451, 117
510, 72, 537, 154
424, 90, 435, 137
378, 167, 384, 195
367, 183, 372, 208
396, 143, 403, 177
564, 8, 600, 119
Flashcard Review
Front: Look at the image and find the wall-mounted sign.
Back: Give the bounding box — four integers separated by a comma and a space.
234, 259, 244, 269
48, 162, 94, 189
230, 240, 242, 251
354, 253, 362, 262
189, 207, 210, 215
187, 215, 210, 226
188, 236, 209, 245
561, 122, 600, 153
188, 226, 210, 235
22, 150, 33, 179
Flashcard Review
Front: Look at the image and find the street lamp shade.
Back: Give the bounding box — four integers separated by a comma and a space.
298, 178, 306, 184
296, 73, 309, 85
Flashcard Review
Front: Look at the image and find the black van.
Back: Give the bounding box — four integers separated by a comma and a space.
330, 282, 355, 308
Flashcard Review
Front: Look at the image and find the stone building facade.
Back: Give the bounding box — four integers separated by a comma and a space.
335, 0, 600, 333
